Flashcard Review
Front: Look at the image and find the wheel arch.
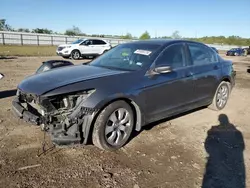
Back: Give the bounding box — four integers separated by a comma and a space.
221, 76, 231, 83
71, 49, 81, 55
71, 48, 81, 52
93, 97, 143, 132
84, 97, 144, 145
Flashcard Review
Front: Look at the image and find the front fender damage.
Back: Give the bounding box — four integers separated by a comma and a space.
48, 105, 98, 146
12, 90, 98, 146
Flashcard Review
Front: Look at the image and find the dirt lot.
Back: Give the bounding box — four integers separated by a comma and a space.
0, 55, 250, 188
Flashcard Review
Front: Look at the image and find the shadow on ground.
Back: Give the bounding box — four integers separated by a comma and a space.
202, 114, 245, 188
247, 66, 250, 73
0, 89, 17, 99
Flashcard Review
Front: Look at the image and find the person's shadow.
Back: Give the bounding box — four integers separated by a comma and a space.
202, 114, 245, 188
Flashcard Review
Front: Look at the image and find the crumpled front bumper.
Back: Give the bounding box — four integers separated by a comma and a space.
12, 97, 41, 125
12, 96, 97, 146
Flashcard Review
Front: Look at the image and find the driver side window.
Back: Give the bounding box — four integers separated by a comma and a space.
81, 40, 93, 45
155, 43, 185, 69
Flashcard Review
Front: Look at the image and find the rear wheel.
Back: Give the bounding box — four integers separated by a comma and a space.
92, 101, 134, 151
71, 50, 81, 60
208, 81, 231, 111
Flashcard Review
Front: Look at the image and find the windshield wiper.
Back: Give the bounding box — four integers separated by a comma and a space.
89, 64, 132, 71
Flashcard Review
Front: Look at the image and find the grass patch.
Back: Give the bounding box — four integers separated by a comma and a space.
0, 44, 227, 57
0, 45, 57, 57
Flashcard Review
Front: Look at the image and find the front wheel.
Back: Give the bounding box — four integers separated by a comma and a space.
92, 101, 134, 151
71, 50, 81, 60
208, 81, 231, 111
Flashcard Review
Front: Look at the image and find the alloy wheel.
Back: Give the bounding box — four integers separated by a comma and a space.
216, 85, 229, 109
105, 108, 132, 146
72, 51, 80, 59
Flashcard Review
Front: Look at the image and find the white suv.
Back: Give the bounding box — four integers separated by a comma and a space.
56, 38, 112, 60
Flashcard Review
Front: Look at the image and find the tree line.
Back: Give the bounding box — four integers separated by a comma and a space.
0, 19, 249, 46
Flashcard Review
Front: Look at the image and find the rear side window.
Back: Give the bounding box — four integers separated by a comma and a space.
93, 40, 107, 45
155, 43, 186, 69
188, 43, 217, 65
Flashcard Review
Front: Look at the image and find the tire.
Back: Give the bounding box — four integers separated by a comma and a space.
71, 50, 81, 60
92, 100, 134, 151
208, 81, 231, 111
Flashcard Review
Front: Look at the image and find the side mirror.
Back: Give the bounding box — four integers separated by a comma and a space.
154, 65, 172, 74
0, 73, 4, 80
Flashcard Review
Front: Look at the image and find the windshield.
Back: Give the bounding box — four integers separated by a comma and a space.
89, 43, 161, 71
71, 39, 85, 44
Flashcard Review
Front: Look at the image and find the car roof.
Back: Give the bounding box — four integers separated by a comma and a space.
125, 39, 206, 46
82, 38, 109, 43
82, 38, 105, 41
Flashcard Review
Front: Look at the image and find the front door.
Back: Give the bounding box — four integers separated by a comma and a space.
79, 40, 94, 55
143, 42, 195, 123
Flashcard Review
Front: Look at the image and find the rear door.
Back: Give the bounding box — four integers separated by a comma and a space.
186, 42, 221, 103
92, 40, 107, 54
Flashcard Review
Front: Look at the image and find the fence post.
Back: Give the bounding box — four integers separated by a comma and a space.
51, 36, 53, 46
20, 34, 23, 45
65, 37, 68, 43
37, 35, 39, 46
2, 33, 5, 45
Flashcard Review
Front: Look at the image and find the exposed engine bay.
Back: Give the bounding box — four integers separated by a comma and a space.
12, 89, 98, 145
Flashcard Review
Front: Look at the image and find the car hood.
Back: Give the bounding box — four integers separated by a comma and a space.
18, 65, 127, 95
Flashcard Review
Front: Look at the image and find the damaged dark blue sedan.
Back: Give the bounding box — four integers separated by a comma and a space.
12, 39, 236, 151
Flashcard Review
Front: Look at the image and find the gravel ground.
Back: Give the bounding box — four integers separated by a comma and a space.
0, 55, 250, 188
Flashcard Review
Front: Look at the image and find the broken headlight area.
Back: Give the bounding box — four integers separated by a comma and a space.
43, 89, 96, 118
40, 89, 97, 145
13, 89, 98, 145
